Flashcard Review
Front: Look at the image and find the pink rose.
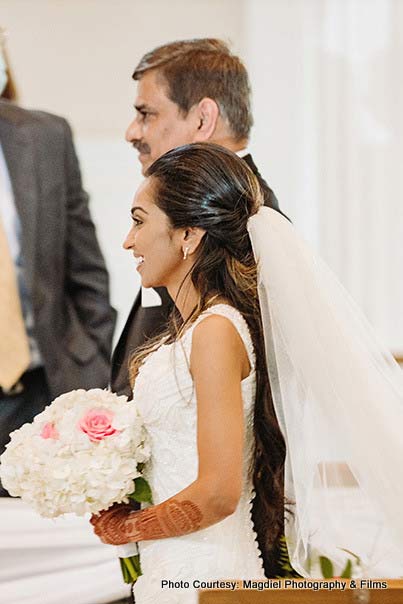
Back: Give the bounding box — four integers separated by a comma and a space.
79, 407, 119, 442
41, 422, 59, 440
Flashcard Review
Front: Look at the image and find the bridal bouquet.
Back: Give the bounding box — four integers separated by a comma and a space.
0, 388, 152, 583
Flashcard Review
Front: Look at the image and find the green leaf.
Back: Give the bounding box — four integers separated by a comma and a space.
319, 556, 334, 578
128, 477, 153, 504
339, 548, 361, 565
341, 559, 352, 578
275, 534, 303, 578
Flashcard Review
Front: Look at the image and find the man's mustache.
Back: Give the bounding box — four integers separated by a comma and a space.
132, 141, 151, 154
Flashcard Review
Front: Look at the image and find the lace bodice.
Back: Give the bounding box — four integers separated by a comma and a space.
132, 304, 265, 603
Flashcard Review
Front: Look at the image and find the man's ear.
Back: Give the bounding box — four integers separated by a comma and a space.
193, 98, 220, 142
181, 227, 206, 257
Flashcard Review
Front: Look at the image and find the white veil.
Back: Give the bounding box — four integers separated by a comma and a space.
247, 207, 403, 578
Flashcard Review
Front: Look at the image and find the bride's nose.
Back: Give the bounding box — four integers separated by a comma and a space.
123, 226, 135, 250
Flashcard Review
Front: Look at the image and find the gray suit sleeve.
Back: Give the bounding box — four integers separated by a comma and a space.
62, 119, 116, 360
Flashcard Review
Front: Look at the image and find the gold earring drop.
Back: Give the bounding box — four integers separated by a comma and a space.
183, 247, 189, 260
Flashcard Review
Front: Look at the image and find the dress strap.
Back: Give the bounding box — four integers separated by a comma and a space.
189, 304, 256, 371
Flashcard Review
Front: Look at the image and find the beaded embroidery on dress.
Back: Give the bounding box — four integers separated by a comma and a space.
132, 304, 265, 604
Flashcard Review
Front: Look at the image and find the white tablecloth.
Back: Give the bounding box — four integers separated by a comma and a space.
0, 499, 130, 603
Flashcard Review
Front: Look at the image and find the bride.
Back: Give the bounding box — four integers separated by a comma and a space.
91, 143, 403, 601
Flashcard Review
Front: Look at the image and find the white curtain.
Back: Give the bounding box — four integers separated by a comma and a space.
244, 0, 403, 353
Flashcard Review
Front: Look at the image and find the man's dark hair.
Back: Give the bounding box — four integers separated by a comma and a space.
133, 38, 253, 142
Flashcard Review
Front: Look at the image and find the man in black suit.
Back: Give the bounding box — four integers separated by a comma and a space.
112, 38, 286, 398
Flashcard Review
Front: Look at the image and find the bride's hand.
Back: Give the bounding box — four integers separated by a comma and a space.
90, 503, 139, 545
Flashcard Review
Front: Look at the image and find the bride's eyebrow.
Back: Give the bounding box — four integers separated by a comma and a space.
131, 206, 149, 216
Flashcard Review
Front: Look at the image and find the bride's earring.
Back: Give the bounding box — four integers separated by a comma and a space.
183, 247, 190, 260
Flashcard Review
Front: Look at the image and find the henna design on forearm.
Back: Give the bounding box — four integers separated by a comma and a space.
91, 499, 203, 545
126, 499, 203, 541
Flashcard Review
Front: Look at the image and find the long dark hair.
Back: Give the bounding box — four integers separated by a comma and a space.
130, 143, 286, 575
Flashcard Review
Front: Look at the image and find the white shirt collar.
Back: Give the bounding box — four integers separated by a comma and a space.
235, 147, 251, 158
0, 141, 20, 261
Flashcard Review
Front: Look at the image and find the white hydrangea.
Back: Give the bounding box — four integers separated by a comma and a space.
0, 389, 150, 518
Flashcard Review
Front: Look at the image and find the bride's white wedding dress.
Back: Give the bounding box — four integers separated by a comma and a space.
132, 304, 265, 604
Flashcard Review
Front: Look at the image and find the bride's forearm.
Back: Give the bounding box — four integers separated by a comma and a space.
133, 498, 206, 540
91, 479, 239, 545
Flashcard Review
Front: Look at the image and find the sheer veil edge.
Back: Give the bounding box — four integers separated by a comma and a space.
247, 207, 403, 577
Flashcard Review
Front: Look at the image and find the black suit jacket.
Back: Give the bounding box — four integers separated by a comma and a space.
111, 153, 285, 397
0, 101, 116, 396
